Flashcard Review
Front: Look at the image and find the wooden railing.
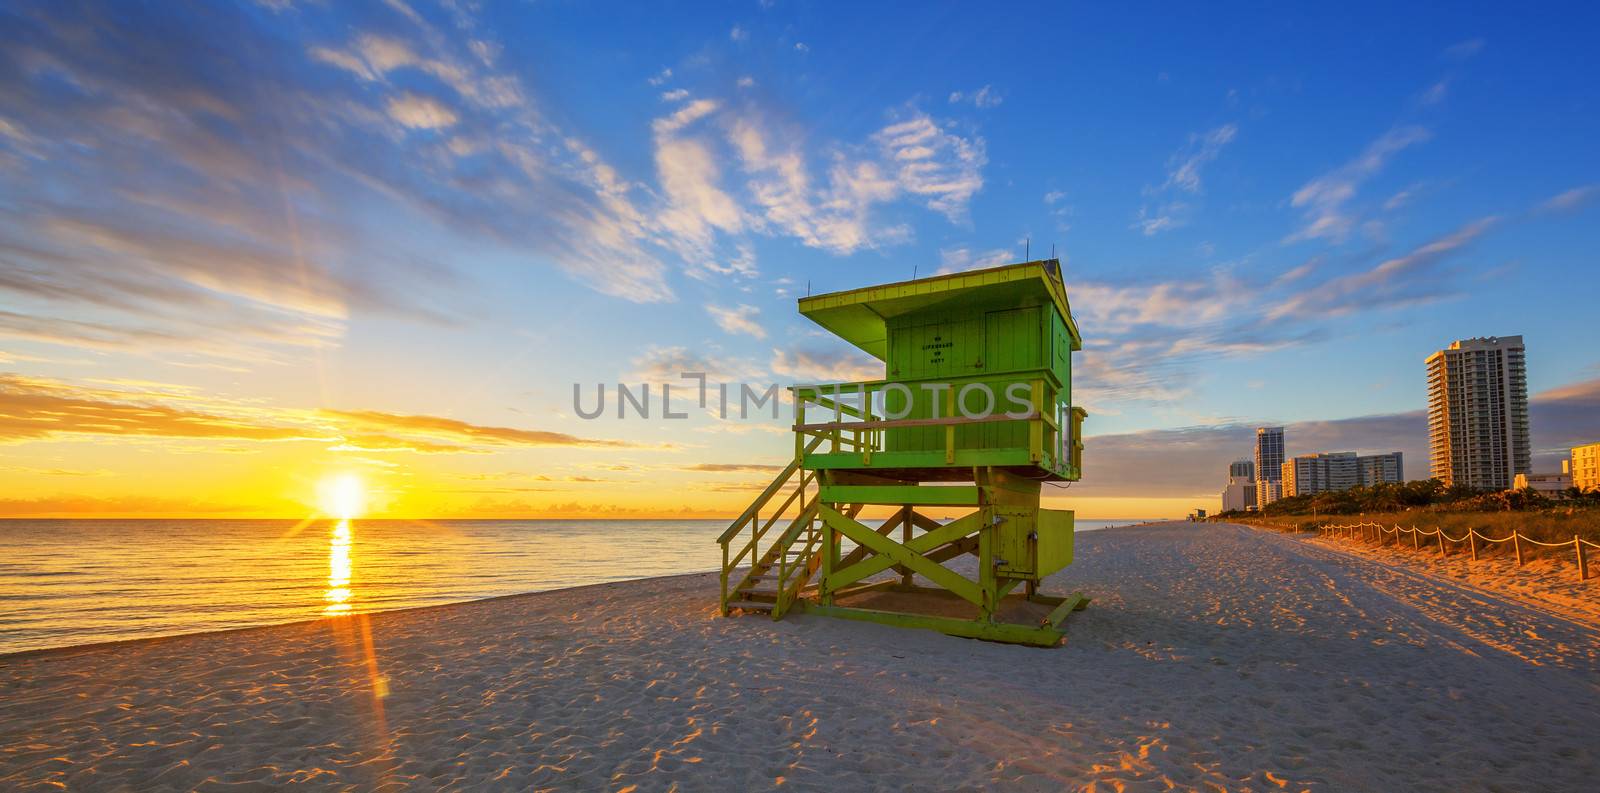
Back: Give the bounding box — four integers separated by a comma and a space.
770, 501, 823, 617
717, 434, 825, 613
790, 375, 1079, 473
1319, 521, 1596, 582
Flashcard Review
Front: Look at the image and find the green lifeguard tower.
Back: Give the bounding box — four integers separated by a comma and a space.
716, 259, 1088, 646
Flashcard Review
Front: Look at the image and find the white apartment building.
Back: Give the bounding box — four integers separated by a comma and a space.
1514, 471, 1572, 496
1426, 336, 1530, 490
1221, 459, 1257, 512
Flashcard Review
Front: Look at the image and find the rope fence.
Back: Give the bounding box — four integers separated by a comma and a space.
1319, 521, 1597, 582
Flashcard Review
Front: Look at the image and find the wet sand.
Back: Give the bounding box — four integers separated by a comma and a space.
3, 522, 1598, 791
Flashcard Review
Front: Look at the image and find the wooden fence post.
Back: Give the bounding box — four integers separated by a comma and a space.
1439, 530, 1448, 557
1468, 530, 1477, 561
1513, 532, 1524, 566
1412, 528, 1420, 550
1577, 537, 1588, 582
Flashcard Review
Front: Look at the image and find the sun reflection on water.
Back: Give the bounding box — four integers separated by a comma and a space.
324, 519, 354, 615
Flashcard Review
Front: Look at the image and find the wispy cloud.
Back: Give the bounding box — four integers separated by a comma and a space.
1268, 216, 1496, 320
948, 85, 1002, 108
682, 462, 785, 473
1131, 202, 1189, 236
937, 247, 1015, 274
1443, 38, 1485, 61
873, 114, 987, 221
1286, 126, 1431, 243
630, 345, 763, 384
323, 409, 635, 449
1538, 184, 1599, 214
707, 304, 767, 338
724, 109, 983, 255
1132, 124, 1236, 236
768, 346, 881, 383
1164, 124, 1237, 193
1420, 79, 1450, 106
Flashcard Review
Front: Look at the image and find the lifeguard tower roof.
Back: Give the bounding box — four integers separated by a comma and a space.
797, 259, 1083, 361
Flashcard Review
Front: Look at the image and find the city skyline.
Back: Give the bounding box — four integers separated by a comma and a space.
2, 1, 1599, 518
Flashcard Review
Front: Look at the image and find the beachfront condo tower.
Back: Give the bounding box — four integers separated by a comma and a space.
1355, 451, 1403, 486
1280, 451, 1402, 497
1282, 452, 1357, 496
717, 259, 1089, 647
1573, 442, 1600, 493
1426, 336, 1530, 490
1255, 427, 1285, 507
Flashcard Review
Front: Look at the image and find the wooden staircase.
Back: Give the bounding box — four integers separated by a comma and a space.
723, 501, 865, 617
719, 435, 857, 619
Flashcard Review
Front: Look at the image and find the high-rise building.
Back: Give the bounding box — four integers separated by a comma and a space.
1220, 460, 1257, 512
1254, 427, 1285, 507
1356, 452, 1404, 486
1426, 336, 1530, 490
1256, 479, 1282, 506
1282, 452, 1359, 497
1573, 443, 1600, 493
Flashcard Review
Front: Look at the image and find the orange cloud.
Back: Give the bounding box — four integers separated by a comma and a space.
321, 409, 637, 449
0, 373, 640, 452
683, 462, 785, 473
0, 494, 275, 518
0, 373, 316, 443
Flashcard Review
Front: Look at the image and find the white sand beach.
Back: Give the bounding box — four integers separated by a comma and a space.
4, 521, 1598, 791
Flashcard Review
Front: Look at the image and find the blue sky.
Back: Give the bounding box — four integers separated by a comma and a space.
0, 0, 1597, 517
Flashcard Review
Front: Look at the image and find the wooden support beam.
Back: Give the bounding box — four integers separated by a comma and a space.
1042, 592, 1089, 628
900, 506, 914, 587
835, 507, 909, 571
820, 505, 985, 606
800, 603, 1063, 647
818, 484, 981, 506
924, 534, 980, 564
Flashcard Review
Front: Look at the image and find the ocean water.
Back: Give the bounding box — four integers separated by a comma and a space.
0, 518, 1146, 654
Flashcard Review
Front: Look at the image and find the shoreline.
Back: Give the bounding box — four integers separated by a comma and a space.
4, 522, 1598, 790
2, 518, 1171, 659
0, 569, 724, 662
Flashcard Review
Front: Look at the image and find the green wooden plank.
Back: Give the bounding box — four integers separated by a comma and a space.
818, 484, 981, 506
820, 506, 984, 605
1043, 592, 1089, 628
804, 447, 1039, 471
831, 512, 981, 587
800, 603, 1063, 647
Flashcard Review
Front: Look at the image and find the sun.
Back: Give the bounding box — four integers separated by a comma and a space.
318, 473, 367, 520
